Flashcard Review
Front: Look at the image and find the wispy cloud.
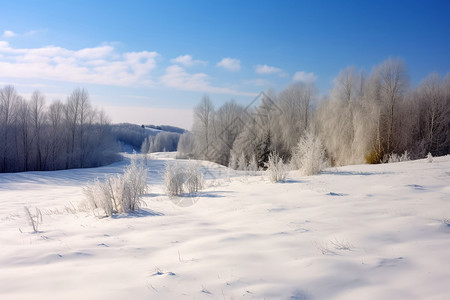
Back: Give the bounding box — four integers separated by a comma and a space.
216, 57, 241, 71
170, 54, 207, 67
293, 71, 317, 83
160, 65, 255, 96
0, 41, 159, 87
255, 64, 283, 75
2, 30, 17, 38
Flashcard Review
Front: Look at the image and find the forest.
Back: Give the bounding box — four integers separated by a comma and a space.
0, 85, 186, 173
0, 87, 119, 172
2, 58, 449, 173
178, 58, 450, 169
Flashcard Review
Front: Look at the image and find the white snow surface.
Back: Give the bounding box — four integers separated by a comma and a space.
1, 153, 450, 299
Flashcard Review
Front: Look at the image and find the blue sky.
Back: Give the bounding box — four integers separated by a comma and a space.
1, 0, 449, 129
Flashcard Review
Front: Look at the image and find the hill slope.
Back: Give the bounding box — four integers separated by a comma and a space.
1, 154, 449, 299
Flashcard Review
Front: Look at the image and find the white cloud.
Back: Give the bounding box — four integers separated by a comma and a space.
74, 45, 115, 59
293, 71, 317, 83
255, 64, 283, 75
170, 54, 206, 67
2, 30, 17, 38
0, 41, 159, 87
161, 65, 255, 96
216, 57, 241, 71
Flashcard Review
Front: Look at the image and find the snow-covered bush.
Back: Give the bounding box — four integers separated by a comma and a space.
83, 156, 147, 217
247, 154, 259, 176
164, 163, 186, 197
265, 152, 288, 183
84, 177, 114, 216
184, 162, 205, 194
292, 131, 328, 176
426, 152, 433, 163
122, 157, 148, 212
164, 162, 204, 197
24, 206, 42, 233
387, 150, 410, 163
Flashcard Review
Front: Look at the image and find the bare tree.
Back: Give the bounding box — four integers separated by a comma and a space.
0, 86, 19, 172
193, 95, 215, 160
416, 73, 449, 155
16, 97, 32, 170
277, 82, 316, 158
214, 100, 245, 165
48, 100, 65, 170
30, 91, 47, 170
316, 67, 366, 165
372, 58, 409, 155
65, 88, 92, 168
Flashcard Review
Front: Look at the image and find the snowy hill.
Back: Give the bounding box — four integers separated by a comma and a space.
1, 154, 450, 299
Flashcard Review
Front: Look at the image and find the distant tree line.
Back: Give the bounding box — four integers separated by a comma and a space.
111, 123, 149, 150
0, 86, 119, 173
112, 123, 182, 154
141, 132, 180, 154
178, 58, 450, 168
144, 124, 186, 134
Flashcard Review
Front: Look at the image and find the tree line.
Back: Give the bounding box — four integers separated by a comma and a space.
179, 58, 450, 168
0, 86, 119, 173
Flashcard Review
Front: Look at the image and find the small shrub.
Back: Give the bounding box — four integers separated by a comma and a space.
387, 150, 410, 163
365, 150, 382, 164
24, 206, 42, 233
164, 162, 204, 197
164, 163, 186, 197
265, 152, 288, 183
247, 154, 259, 176
184, 162, 205, 194
82, 155, 147, 217
292, 131, 328, 176
84, 177, 114, 216
122, 157, 148, 212
426, 152, 433, 163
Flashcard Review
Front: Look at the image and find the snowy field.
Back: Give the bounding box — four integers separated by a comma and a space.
1, 153, 450, 299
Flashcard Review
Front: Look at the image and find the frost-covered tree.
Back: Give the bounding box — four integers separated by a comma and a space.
0, 86, 119, 173
371, 58, 409, 155
0, 85, 19, 172
151, 132, 180, 152
276, 83, 316, 157
415, 73, 449, 156
177, 132, 195, 159
291, 131, 328, 176
315, 67, 368, 165
214, 100, 245, 165
30, 91, 47, 170
237, 152, 247, 171
193, 95, 215, 160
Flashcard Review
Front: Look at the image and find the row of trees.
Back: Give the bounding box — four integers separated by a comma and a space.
0, 86, 119, 173
179, 58, 450, 168
141, 132, 180, 154
316, 59, 450, 165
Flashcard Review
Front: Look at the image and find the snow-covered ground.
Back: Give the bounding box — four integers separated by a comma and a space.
1, 153, 450, 299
